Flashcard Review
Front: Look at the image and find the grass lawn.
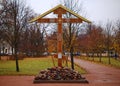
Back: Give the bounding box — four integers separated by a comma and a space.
0, 56, 86, 75
77, 56, 120, 68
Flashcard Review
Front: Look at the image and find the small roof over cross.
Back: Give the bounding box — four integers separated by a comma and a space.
29, 4, 91, 23
30, 4, 91, 67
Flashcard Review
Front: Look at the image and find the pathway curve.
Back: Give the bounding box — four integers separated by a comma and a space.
74, 58, 120, 86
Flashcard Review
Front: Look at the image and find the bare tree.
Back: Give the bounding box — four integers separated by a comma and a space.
114, 20, 120, 56
105, 20, 114, 64
0, 29, 4, 58
1, 0, 32, 72
60, 0, 88, 69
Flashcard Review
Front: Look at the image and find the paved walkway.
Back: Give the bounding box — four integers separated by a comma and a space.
0, 58, 120, 86
74, 58, 120, 86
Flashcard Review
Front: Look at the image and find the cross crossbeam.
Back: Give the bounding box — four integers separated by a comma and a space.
37, 18, 82, 23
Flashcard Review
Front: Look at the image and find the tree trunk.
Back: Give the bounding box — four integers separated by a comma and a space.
92, 51, 94, 61
14, 4, 19, 72
99, 51, 102, 62
107, 37, 111, 64
70, 47, 74, 70
0, 47, 1, 59
69, 23, 74, 70
107, 42, 111, 64
12, 46, 14, 56
14, 43, 19, 72
108, 51, 111, 64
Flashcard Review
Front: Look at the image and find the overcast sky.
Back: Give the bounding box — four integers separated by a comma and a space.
26, 0, 120, 24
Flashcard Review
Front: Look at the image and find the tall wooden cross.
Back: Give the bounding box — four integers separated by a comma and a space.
30, 4, 91, 67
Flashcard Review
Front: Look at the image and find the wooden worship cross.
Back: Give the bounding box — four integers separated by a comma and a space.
30, 4, 91, 67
